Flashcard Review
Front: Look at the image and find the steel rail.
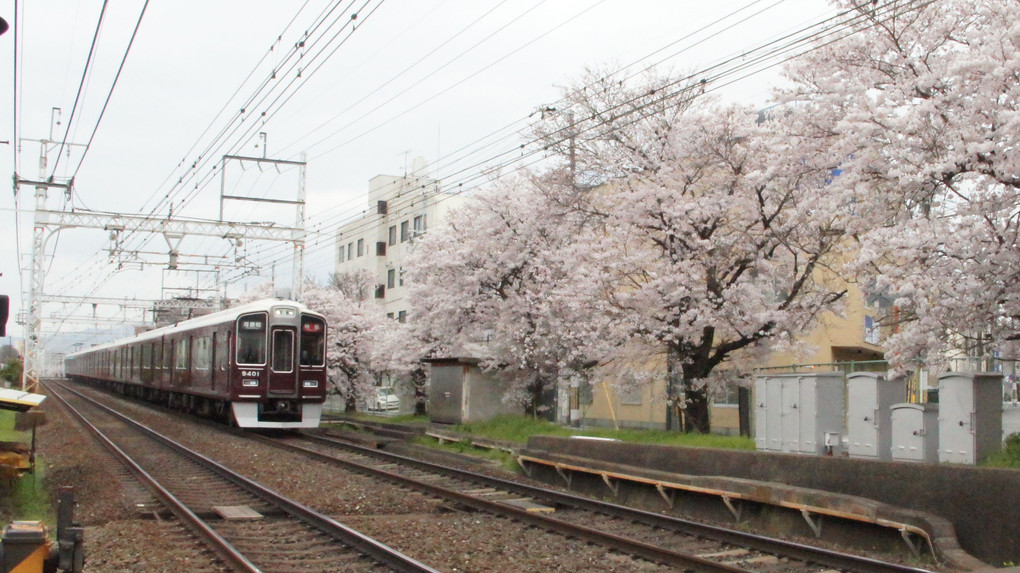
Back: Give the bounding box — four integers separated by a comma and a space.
255, 432, 753, 573
44, 381, 261, 573
296, 431, 936, 573
48, 381, 441, 573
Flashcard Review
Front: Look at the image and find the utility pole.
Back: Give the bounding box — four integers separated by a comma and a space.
16, 131, 76, 392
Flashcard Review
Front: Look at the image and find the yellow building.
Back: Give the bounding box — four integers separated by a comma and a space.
578, 278, 887, 434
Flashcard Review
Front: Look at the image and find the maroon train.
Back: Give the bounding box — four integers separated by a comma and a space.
64, 299, 327, 428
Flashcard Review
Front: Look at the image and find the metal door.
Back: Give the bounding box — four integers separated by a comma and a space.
754, 378, 770, 450
891, 405, 925, 462
781, 378, 802, 452
268, 327, 297, 396
765, 378, 785, 451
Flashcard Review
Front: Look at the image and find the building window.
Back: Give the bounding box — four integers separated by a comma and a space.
413, 214, 427, 235
619, 386, 642, 405
347, 242, 353, 261
397, 310, 406, 323
400, 221, 409, 242
377, 200, 388, 215
386, 312, 394, 319
398, 266, 404, 286
388, 225, 397, 246
357, 238, 364, 257
338, 246, 345, 263
376, 241, 386, 256
375, 284, 385, 299
387, 269, 395, 289
711, 380, 742, 406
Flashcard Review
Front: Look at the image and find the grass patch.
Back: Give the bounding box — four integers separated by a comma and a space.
452, 415, 756, 450
982, 433, 1020, 469
0, 411, 55, 527
410, 435, 520, 472
8, 466, 52, 523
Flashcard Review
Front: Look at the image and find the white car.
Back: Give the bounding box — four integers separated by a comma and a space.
367, 387, 400, 411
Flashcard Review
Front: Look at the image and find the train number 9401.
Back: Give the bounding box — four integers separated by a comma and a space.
240, 370, 261, 377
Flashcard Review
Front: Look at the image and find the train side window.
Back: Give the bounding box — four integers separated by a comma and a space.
142, 344, 152, 373
299, 316, 325, 367
194, 336, 210, 370
175, 337, 189, 370
216, 331, 230, 371
237, 313, 267, 365
272, 330, 294, 373
162, 339, 172, 370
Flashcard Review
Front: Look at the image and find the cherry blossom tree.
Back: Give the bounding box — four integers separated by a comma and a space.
406, 171, 616, 417
533, 67, 849, 433
777, 0, 1020, 368
303, 273, 388, 412
367, 318, 435, 416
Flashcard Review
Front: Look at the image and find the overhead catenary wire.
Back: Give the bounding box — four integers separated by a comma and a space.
53, 0, 852, 289
49, 0, 110, 179
115, 0, 380, 258
44, 0, 926, 324
216, 0, 930, 285
193, 0, 777, 273
129, 0, 316, 217
67, 1, 150, 183
213, 0, 818, 263
147, 0, 889, 291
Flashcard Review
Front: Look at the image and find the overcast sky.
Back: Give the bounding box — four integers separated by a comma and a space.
0, 0, 836, 341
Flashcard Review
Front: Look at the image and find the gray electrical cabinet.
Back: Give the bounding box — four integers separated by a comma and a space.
890, 403, 939, 463
754, 372, 845, 455
938, 372, 1003, 465
427, 357, 518, 424
847, 372, 904, 460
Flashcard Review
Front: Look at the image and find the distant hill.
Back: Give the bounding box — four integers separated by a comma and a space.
44, 326, 135, 355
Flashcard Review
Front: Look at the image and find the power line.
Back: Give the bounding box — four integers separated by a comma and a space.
45, 0, 928, 320
68, 0, 151, 182
49, 0, 109, 179
116, 0, 380, 257
219, 0, 934, 285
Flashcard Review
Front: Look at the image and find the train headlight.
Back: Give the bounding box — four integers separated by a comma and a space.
302, 380, 318, 388
242, 379, 259, 387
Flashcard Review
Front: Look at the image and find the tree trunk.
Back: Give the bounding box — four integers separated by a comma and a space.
681, 358, 712, 434
665, 352, 683, 431
665, 344, 712, 434
524, 372, 554, 420
681, 383, 710, 434
411, 366, 428, 416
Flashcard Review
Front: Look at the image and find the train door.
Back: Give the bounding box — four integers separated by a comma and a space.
268, 326, 297, 396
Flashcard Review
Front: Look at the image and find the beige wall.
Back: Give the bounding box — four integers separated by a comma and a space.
580, 279, 886, 434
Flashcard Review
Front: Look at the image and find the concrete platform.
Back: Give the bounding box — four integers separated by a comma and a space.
520, 435, 1020, 570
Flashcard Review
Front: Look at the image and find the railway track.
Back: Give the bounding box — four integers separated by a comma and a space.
259, 430, 938, 573
48, 380, 941, 572
46, 381, 439, 573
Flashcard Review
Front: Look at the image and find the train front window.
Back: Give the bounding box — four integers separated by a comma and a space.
272, 330, 294, 373
237, 313, 267, 365
299, 316, 325, 367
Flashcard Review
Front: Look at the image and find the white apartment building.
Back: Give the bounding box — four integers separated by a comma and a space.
334, 158, 465, 320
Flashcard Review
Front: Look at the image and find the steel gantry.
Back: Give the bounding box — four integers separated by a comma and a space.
14, 153, 307, 393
